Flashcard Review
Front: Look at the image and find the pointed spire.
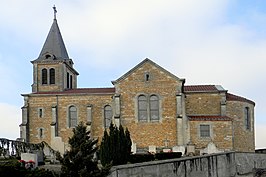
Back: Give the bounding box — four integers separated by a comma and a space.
36, 6, 69, 61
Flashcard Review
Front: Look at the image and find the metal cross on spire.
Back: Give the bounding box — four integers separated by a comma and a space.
53, 5, 57, 20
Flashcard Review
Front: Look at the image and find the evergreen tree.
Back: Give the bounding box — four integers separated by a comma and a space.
125, 128, 132, 162
60, 122, 108, 177
99, 130, 111, 167
99, 123, 132, 167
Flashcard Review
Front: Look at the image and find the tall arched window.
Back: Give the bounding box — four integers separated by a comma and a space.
67, 72, 70, 88
138, 95, 148, 121
69, 106, 77, 127
244, 107, 250, 130
42, 68, 47, 84
150, 95, 159, 121
70, 75, 73, 89
49, 68, 55, 84
104, 105, 112, 128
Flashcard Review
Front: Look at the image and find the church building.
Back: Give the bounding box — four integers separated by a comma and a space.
20, 9, 255, 155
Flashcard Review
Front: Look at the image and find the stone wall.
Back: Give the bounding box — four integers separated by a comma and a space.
226, 101, 255, 152
189, 120, 233, 152
114, 61, 183, 148
108, 152, 266, 177
27, 93, 113, 148
185, 93, 221, 115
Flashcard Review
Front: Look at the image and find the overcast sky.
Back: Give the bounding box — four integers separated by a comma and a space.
0, 0, 266, 148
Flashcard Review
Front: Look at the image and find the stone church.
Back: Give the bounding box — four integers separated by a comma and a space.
20, 11, 255, 155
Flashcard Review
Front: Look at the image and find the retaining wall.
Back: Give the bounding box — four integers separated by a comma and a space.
108, 152, 266, 177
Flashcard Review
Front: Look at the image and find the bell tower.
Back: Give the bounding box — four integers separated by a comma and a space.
31, 6, 79, 93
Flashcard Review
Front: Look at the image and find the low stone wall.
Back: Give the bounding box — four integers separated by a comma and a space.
108, 152, 266, 177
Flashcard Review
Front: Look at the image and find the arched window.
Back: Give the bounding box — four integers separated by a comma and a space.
138, 95, 148, 121
104, 105, 112, 128
49, 68, 55, 84
150, 95, 159, 121
244, 107, 250, 130
38, 128, 44, 139
39, 128, 43, 138
70, 75, 73, 89
67, 72, 70, 88
42, 68, 47, 84
69, 106, 77, 127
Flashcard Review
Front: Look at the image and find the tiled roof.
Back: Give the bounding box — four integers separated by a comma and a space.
226, 93, 255, 105
33, 87, 115, 95
188, 115, 232, 121
184, 85, 219, 92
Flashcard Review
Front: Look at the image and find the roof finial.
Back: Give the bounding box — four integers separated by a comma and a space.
53, 5, 57, 20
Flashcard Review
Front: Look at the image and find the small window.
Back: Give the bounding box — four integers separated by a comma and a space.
244, 107, 250, 130
200, 125, 210, 137
69, 106, 77, 127
50, 68, 55, 84
38, 108, 43, 118
45, 54, 51, 59
42, 69, 48, 84
145, 73, 150, 81
38, 128, 44, 139
104, 105, 112, 128
39, 128, 43, 138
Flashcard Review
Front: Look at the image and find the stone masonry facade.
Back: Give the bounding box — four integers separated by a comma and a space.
20, 15, 255, 155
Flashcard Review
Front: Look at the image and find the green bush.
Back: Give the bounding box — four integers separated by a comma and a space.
0, 159, 56, 177
129, 153, 155, 163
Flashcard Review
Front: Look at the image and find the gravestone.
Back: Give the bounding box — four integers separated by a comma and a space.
148, 145, 156, 153
200, 142, 223, 155
21, 153, 38, 168
172, 145, 185, 156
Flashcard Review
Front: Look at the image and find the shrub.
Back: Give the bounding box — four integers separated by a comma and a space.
129, 153, 155, 163
155, 152, 182, 160
0, 159, 56, 177
99, 123, 132, 167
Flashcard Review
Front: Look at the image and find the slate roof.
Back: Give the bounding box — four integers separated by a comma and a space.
32, 18, 69, 62
188, 115, 232, 121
